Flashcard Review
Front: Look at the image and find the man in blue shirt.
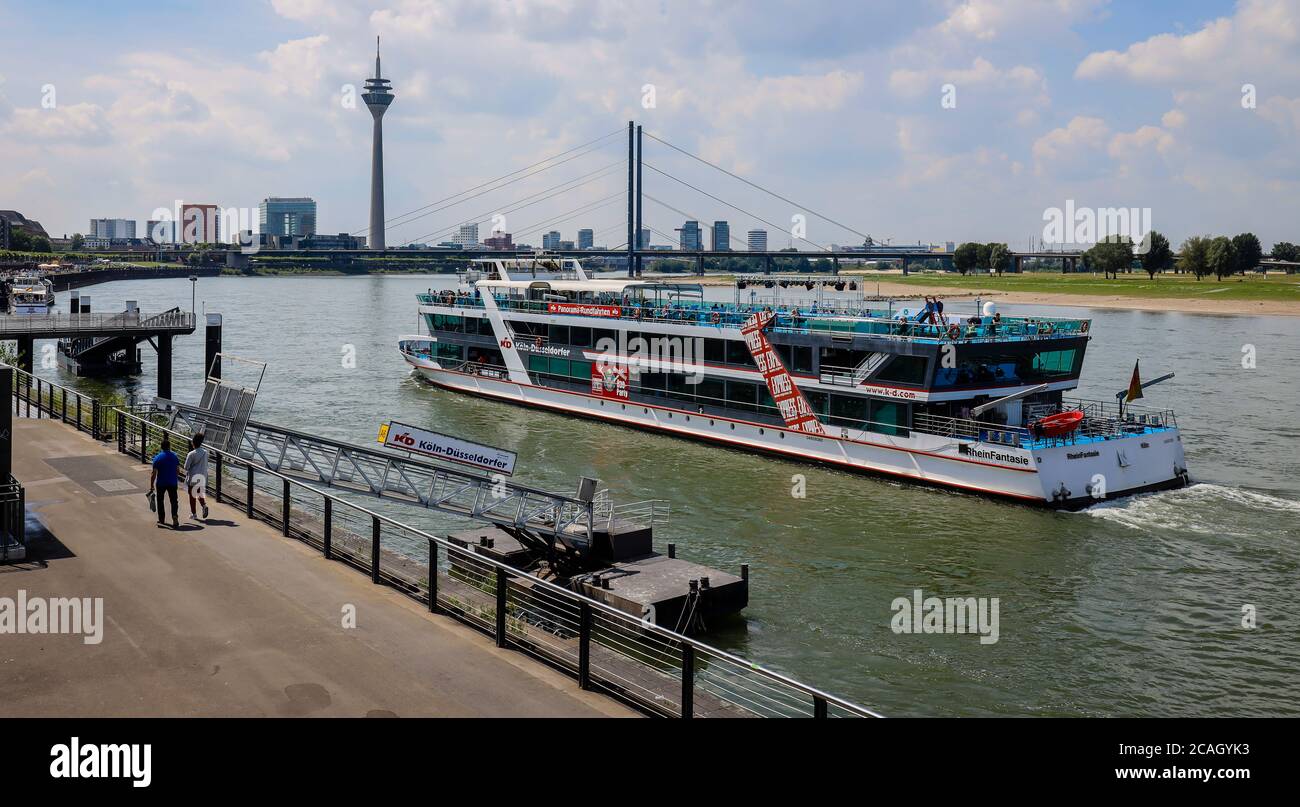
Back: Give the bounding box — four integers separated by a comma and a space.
150, 436, 181, 528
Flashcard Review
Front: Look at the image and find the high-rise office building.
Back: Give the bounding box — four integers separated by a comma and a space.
747, 229, 768, 252
676, 220, 703, 251
542, 231, 561, 250
180, 204, 220, 243
577, 228, 594, 250
89, 218, 136, 239
711, 221, 730, 251
258, 197, 317, 237
455, 223, 479, 246
638, 228, 651, 250
146, 220, 177, 243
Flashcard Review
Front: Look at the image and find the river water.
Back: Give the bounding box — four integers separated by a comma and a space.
29, 274, 1300, 716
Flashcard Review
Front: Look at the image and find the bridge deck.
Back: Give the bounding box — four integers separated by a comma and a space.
0, 418, 633, 717
0, 311, 196, 339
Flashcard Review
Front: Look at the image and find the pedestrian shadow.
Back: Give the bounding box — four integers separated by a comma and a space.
201, 519, 238, 527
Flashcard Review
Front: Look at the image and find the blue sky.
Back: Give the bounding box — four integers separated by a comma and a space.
2, 0, 1298, 250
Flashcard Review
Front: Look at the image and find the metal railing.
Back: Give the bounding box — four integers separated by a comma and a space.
418, 292, 1089, 345
911, 398, 1179, 450
1, 475, 25, 563
3, 363, 111, 438
113, 407, 881, 718
0, 309, 195, 336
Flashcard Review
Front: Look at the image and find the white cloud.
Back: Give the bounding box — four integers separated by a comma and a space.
1032, 115, 1109, 175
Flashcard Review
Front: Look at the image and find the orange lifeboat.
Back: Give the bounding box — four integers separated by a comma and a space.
1033, 410, 1084, 437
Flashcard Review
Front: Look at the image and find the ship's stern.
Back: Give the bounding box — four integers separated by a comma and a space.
1030, 427, 1189, 508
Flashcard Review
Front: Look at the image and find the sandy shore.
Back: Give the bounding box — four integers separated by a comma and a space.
645, 274, 1300, 317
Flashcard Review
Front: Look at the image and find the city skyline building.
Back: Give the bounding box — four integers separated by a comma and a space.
89, 218, 136, 239
577, 228, 594, 250
258, 197, 317, 238
542, 230, 561, 250
747, 229, 768, 252
361, 37, 394, 250
711, 220, 730, 251
455, 222, 479, 246
676, 220, 703, 251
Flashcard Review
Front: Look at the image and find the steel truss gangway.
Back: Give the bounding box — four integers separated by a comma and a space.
154, 398, 603, 559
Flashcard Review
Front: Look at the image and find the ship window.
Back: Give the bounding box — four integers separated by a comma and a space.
435, 343, 463, 362
869, 401, 907, 437
1032, 349, 1076, 376
477, 317, 495, 336
528, 354, 549, 374
695, 377, 725, 406
569, 360, 593, 380
726, 340, 755, 367
704, 339, 726, 364
804, 390, 828, 415
593, 328, 618, 351
570, 326, 592, 348
726, 380, 758, 412
875, 355, 927, 385
549, 356, 569, 376
830, 394, 869, 424
790, 346, 813, 373
432, 314, 464, 332
548, 325, 570, 344
642, 373, 667, 391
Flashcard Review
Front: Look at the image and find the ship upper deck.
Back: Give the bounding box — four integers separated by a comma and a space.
417, 288, 1091, 346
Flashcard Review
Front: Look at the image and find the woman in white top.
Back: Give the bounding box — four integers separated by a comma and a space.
184, 433, 210, 521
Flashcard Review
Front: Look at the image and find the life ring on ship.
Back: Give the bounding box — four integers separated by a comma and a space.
946, 324, 961, 340
535, 337, 544, 348
710, 312, 721, 325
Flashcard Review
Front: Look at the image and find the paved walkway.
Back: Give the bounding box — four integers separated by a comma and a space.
1, 418, 634, 718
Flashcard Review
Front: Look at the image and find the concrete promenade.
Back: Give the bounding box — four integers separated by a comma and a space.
1, 418, 634, 718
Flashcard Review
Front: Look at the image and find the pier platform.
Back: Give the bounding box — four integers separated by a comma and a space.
0, 419, 634, 718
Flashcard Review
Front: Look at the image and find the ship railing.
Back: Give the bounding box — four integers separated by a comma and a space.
597, 498, 672, 530
418, 293, 1090, 345
442, 359, 511, 381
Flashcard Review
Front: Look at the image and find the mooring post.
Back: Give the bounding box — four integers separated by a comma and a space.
371, 515, 381, 584
578, 602, 592, 689
681, 644, 696, 718
495, 567, 508, 647
323, 497, 332, 560
156, 335, 172, 401
741, 563, 750, 583
814, 696, 828, 718
668, 542, 676, 559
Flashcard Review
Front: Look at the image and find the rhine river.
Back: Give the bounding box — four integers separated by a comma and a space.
31, 274, 1300, 717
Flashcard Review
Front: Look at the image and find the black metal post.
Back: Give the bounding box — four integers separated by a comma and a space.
139, 418, 147, 463
323, 497, 332, 560
214, 452, 222, 501
495, 566, 508, 647
681, 644, 695, 718
61, 387, 67, 423
627, 120, 635, 278
245, 465, 254, 518
578, 602, 592, 689
35, 379, 41, 418
635, 123, 643, 277
813, 696, 828, 718
427, 539, 438, 613
371, 515, 380, 584
281, 478, 290, 536
0, 369, 10, 483
76, 395, 81, 432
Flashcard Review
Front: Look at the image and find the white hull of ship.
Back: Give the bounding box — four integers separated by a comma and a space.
408, 361, 1188, 508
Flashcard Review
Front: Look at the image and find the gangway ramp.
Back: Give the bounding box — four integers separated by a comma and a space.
157, 399, 599, 553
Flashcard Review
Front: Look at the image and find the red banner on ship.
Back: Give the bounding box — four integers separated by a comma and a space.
741, 311, 826, 435
590, 361, 630, 399
547, 302, 622, 318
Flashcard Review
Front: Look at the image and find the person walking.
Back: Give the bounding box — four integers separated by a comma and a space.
184, 433, 210, 521
150, 436, 181, 529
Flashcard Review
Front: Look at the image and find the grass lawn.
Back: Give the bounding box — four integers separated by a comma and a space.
868, 271, 1300, 302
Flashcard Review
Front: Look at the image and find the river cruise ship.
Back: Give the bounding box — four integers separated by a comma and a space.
398, 257, 1189, 508
6, 273, 55, 314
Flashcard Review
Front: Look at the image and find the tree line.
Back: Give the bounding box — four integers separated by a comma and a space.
954, 232, 1293, 281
